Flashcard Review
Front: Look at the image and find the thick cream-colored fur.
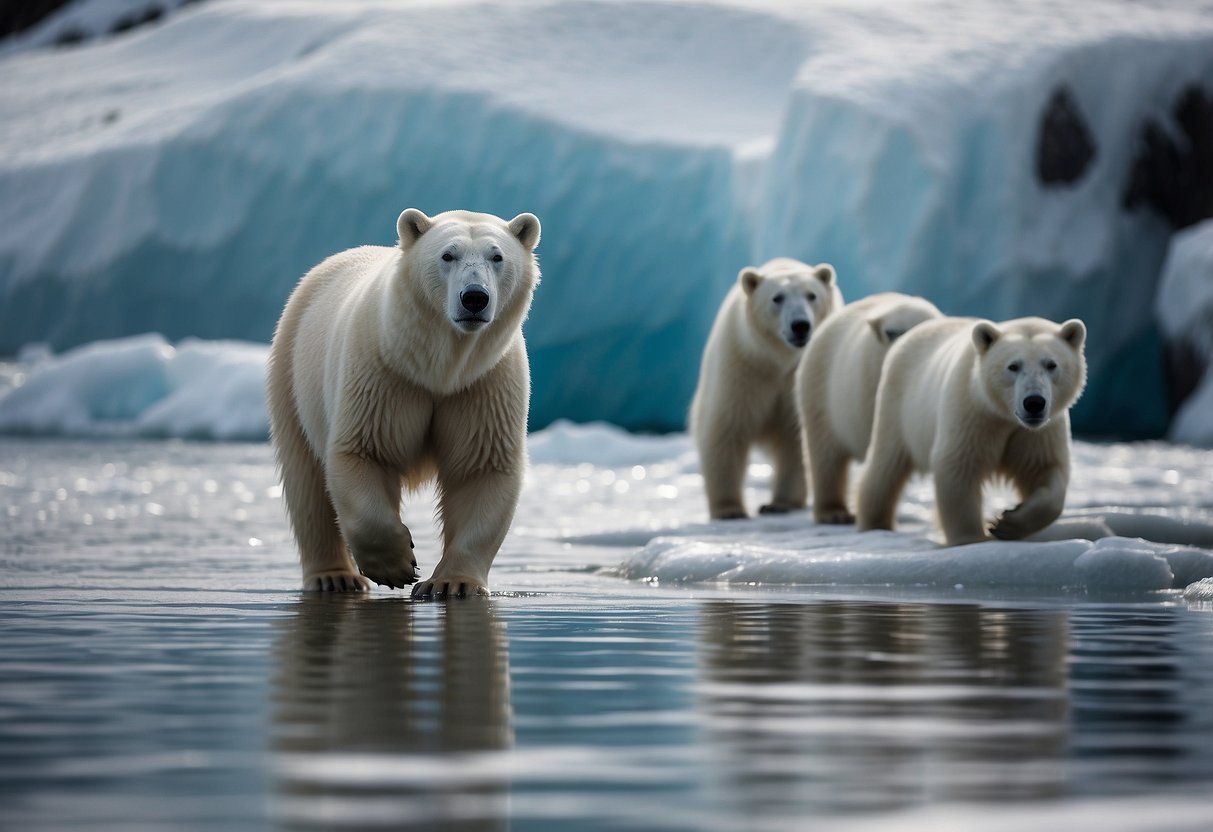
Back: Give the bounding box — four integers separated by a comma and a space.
690, 258, 843, 519
267, 208, 540, 596
856, 315, 1087, 545
797, 292, 942, 524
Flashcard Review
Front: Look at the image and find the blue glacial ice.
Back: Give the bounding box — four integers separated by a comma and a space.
1, 0, 1213, 437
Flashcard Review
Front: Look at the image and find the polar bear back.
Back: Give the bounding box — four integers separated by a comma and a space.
286, 245, 400, 460
876, 316, 982, 471
805, 292, 941, 460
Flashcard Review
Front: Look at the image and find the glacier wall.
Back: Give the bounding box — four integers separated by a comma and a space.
2, 0, 1212, 437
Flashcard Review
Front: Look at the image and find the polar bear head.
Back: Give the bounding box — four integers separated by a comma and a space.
867, 296, 942, 345
973, 317, 1087, 429
397, 208, 541, 334
740, 258, 841, 350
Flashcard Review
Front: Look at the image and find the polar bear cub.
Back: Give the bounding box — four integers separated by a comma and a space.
856, 316, 1087, 546
267, 208, 541, 597
690, 258, 843, 519
796, 292, 942, 524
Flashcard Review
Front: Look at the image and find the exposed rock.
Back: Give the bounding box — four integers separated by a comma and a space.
1037, 86, 1097, 186
1124, 85, 1213, 229
0, 0, 73, 39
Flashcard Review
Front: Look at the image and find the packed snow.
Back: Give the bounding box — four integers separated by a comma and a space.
1157, 219, 1213, 446
2, 0, 1212, 437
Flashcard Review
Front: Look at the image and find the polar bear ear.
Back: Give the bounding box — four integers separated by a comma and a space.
972, 321, 1001, 354
508, 213, 541, 250
1059, 318, 1086, 350
739, 267, 764, 296
397, 208, 433, 249
813, 264, 836, 285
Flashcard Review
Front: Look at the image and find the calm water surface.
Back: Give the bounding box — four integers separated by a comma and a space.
2, 440, 1213, 830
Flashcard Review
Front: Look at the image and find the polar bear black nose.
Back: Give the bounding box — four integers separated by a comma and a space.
460, 285, 490, 314
791, 320, 810, 339
1024, 395, 1046, 415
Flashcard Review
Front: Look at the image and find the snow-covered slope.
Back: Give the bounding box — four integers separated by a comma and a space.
1, 0, 1212, 436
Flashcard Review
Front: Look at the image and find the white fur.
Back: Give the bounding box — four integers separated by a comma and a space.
856, 315, 1087, 545
796, 292, 942, 523
690, 257, 843, 519
267, 208, 541, 596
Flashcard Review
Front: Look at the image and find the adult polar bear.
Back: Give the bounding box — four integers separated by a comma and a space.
267, 208, 541, 597
856, 316, 1087, 546
796, 292, 942, 524
691, 258, 842, 519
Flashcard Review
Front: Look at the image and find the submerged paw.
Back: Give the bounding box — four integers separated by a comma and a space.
411, 577, 489, 600
304, 571, 370, 592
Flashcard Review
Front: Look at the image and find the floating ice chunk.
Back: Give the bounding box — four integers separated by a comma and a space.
0, 334, 267, 440
1185, 577, 1213, 601
620, 530, 1212, 592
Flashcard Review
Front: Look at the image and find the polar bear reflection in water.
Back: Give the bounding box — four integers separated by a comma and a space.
271, 597, 510, 829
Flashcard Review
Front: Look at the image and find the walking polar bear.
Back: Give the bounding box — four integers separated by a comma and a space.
796, 292, 942, 524
690, 258, 843, 519
856, 316, 1087, 546
267, 208, 541, 597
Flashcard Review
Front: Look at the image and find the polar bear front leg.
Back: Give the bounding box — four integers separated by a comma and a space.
414, 469, 522, 599
760, 412, 807, 514
933, 462, 989, 546
698, 428, 751, 520
325, 450, 418, 589
991, 464, 1068, 540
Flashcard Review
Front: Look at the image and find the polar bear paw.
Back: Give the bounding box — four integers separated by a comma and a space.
989, 506, 1031, 540
815, 506, 856, 525
303, 570, 371, 592
759, 502, 798, 515
411, 576, 489, 600
348, 524, 419, 589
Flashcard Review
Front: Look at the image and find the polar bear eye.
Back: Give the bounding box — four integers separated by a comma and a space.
1007, 362, 1021, 373
773, 293, 785, 304
806, 292, 817, 302
492, 253, 504, 263
1044, 359, 1058, 372
441, 252, 456, 263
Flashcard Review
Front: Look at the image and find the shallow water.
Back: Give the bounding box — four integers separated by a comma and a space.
3, 437, 1213, 830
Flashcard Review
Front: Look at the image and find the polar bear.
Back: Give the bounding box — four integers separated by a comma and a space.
266, 208, 541, 597
690, 258, 843, 519
856, 316, 1087, 546
796, 292, 942, 524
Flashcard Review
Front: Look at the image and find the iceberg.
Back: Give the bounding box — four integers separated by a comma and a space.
1, 1, 1212, 436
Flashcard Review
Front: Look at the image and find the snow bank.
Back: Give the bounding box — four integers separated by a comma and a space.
2, 1, 1212, 435
1157, 219, 1213, 446
0, 334, 267, 439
